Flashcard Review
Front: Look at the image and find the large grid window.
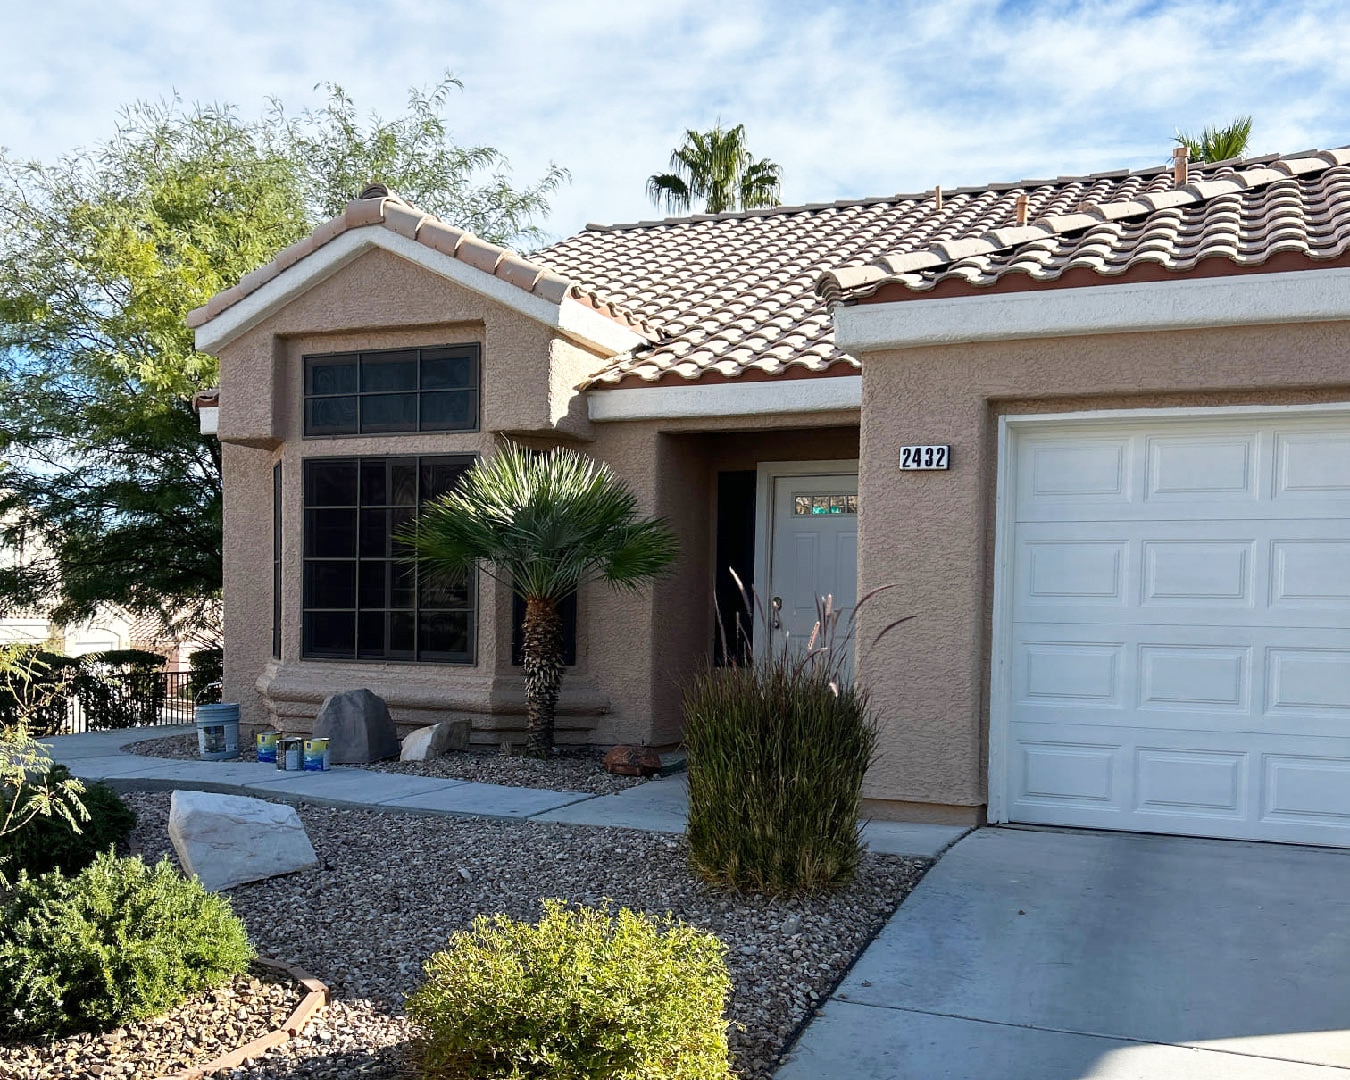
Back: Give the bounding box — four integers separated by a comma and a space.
302, 455, 475, 662
304, 344, 480, 436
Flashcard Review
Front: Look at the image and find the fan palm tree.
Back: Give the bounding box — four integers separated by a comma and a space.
1174, 116, 1254, 163
407, 442, 678, 757
647, 123, 783, 215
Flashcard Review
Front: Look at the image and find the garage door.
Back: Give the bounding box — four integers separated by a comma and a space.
997, 411, 1350, 846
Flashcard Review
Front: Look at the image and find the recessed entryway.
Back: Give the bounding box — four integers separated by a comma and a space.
990, 407, 1350, 847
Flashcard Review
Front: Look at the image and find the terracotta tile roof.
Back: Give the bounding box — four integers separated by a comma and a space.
535, 155, 1340, 388
816, 148, 1350, 305
187, 188, 657, 338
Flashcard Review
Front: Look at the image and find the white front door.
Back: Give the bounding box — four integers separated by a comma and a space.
994, 410, 1350, 847
758, 463, 859, 661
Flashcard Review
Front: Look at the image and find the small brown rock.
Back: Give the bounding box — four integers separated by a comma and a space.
602, 745, 662, 777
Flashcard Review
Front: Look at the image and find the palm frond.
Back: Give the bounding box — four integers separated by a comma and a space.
1174, 115, 1253, 164
647, 122, 783, 215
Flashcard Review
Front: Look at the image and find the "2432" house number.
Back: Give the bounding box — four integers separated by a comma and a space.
899, 445, 950, 470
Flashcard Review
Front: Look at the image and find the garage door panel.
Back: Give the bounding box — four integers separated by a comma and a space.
1275, 431, 1350, 500
1142, 540, 1255, 606
1271, 540, 1350, 606
1145, 433, 1260, 503
1000, 413, 1350, 846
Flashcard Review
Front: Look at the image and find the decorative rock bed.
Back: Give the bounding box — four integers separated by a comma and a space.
110, 791, 929, 1080
124, 732, 648, 796
0, 958, 325, 1080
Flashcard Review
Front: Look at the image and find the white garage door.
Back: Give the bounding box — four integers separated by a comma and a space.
996, 411, 1350, 846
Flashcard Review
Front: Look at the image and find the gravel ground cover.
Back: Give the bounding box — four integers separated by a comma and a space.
0, 961, 303, 1080
123, 733, 645, 796
118, 790, 928, 1079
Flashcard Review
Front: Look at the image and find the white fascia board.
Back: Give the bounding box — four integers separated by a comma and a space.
197, 406, 219, 436
834, 265, 1350, 353
193, 228, 645, 356
587, 375, 861, 422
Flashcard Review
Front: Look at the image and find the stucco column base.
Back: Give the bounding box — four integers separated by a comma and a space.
862, 798, 985, 826
254, 661, 610, 742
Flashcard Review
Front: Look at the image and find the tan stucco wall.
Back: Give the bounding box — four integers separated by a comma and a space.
212, 244, 862, 745
854, 318, 1350, 819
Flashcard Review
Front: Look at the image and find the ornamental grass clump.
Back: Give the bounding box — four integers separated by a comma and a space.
406, 899, 734, 1080
0, 852, 253, 1038
684, 584, 907, 895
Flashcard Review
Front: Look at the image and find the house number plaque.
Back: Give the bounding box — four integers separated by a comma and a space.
899, 444, 951, 470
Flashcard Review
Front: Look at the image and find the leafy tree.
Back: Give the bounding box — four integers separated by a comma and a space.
1174, 116, 1254, 163
647, 123, 782, 215
408, 442, 678, 756
0, 78, 566, 639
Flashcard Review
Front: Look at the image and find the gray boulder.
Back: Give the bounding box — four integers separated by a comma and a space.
400, 719, 471, 761
168, 790, 317, 892
313, 688, 399, 763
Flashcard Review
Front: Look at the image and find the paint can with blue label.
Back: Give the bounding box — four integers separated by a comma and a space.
303, 738, 330, 772
256, 731, 280, 763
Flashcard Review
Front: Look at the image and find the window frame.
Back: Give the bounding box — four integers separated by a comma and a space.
302, 343, 481, 438
300, 454, 478, 665
272, 462, 282, 659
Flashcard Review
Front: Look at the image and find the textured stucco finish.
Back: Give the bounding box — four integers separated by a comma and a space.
853, 318, 1350, 814
213, 245, 861, 747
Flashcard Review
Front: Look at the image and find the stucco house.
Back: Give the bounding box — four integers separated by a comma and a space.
192, 145, 1350, 844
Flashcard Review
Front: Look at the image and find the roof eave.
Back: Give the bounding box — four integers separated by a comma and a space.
834, 264, 1350, 353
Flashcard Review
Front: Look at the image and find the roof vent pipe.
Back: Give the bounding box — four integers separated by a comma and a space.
1173, 146, 1189, 186
1014, 194, 1029, 226
934, 185, 943, 211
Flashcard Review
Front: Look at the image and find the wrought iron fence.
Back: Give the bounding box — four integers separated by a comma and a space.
59, 670, 198, 734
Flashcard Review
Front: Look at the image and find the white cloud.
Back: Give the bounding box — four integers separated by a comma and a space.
2, 0, 1348, 242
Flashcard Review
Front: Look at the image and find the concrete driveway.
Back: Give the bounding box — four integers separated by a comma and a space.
778, 827, 1350, 1079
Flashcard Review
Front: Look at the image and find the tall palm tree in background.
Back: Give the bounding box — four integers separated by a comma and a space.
1174, 116, 1254, 163
647, 123, 783, 215
408, 443, 678, 757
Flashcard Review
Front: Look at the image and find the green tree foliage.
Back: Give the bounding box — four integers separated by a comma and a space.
647, 122, 782, 215
0, 78, 566, 637
1174, 115, 1254, 163
407, 900, 734, 1079
408, 442, 677, 755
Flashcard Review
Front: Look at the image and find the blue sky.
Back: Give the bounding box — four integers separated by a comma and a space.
2, 0, 1347, 242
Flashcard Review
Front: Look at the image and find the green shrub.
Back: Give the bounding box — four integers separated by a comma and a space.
683, 647, 880, 895
0, 765, 136, 879
406, 900, 733, 1080
188, 646, 224, 704
0, 852, 253, 1038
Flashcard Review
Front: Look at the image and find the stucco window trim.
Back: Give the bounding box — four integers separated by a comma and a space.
587, 375, 862, 421
834, 265, 1350, 353
985, 400, 1350, 825
192, 228, 646, 357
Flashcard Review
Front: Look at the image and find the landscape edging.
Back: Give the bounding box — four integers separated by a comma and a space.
162, 955, 329, 1080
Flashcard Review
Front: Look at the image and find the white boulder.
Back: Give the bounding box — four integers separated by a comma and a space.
168, 790, 318, 892
400, 720, 471, 761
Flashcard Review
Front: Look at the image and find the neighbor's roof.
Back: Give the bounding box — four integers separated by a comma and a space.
534, 148, 1350, 388
185, 188, 658, 339
817, 148, 1350, 305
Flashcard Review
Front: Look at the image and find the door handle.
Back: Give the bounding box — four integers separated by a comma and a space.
771, 596, 782, 630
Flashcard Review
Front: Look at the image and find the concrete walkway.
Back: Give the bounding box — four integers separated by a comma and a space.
777, 827, 1350, 1079
41, 726, 967, 859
